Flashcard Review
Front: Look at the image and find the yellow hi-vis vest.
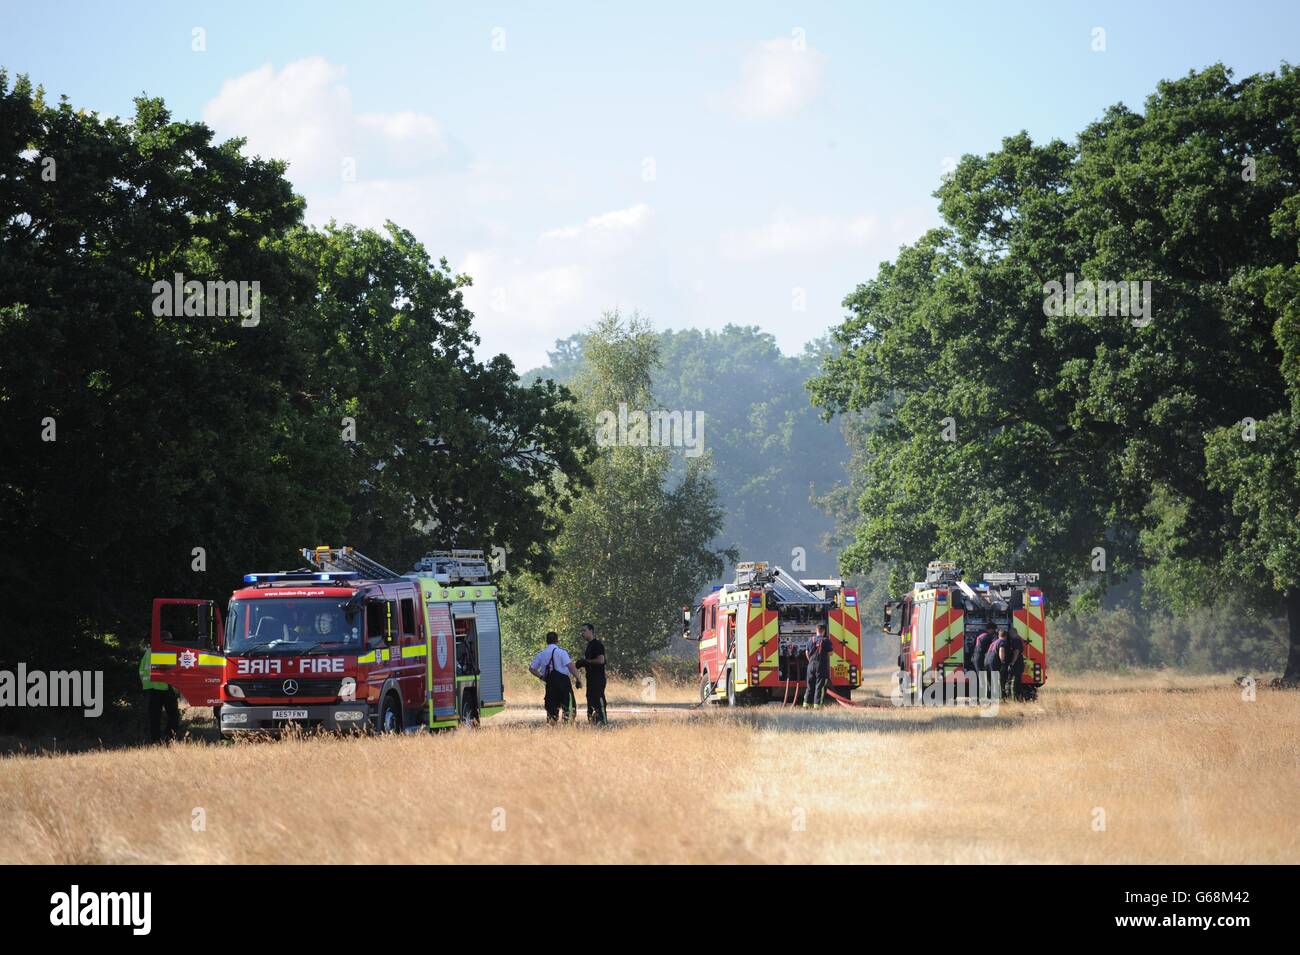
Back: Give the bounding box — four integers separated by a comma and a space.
139, 648, 168, 691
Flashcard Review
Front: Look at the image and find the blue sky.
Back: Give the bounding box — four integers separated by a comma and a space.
3, 1, 1297, 369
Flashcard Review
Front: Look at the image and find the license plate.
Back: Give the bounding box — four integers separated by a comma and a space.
272, 709, 308, 720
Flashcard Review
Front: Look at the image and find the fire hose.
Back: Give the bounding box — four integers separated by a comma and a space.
823, 687, 868, 708
692, 661, 729, 709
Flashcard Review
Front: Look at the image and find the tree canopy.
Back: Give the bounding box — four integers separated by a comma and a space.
503, 313, 732, 672
811, 63, 1300, 680
0, 71, 591, 719
526, 324, 849, 578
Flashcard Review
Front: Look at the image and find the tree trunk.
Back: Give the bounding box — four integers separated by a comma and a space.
1285, 589, 1300, 684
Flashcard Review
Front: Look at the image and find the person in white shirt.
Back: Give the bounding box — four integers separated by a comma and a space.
529, 631, 581, 723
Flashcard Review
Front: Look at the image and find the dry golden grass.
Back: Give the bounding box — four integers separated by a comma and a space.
1, 670, 1296, 864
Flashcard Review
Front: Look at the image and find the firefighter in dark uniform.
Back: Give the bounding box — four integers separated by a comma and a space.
971, 628, 996, 698
574, 622, 608, 724
803, 622, 833, 709
984, 628, 1006, 697
997, 626, 1026, 699
529, 631, 581, 723
140, 643, 180, 742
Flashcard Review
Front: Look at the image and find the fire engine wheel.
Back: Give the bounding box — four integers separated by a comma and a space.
459, 692, 480, 728
699, 672, 712, 704
725, 668, 737, 707
380, 694, 403, 734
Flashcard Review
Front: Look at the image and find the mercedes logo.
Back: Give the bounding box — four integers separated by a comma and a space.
283, 679, 299, 696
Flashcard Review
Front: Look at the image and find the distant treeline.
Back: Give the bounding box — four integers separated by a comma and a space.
523, 325, 849, 580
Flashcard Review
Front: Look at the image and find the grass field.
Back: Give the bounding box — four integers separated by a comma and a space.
2, 670, 1296, 864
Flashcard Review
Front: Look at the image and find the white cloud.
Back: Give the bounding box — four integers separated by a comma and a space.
721, 213, 878, 259
458, 251, 591, 370
541, 203, 652, 241
202, 57, 446, 185
726, 36, 828, 120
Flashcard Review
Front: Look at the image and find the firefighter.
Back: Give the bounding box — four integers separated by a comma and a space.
529, 631, 581, 723
983, 628, 1006, 697
574, 622, 608, 724
139, 644, 180, 742
803, 622, 833, 709
997, 626, 1026, 699
972, 628, 996, 697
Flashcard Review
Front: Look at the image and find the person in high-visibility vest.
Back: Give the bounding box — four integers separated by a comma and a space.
139, 646, 180, 742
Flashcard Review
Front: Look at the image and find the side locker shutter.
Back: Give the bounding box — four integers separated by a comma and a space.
475, 600, 504, 704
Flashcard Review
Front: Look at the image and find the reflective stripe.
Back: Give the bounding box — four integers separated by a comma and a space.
150, 652, 177, 665
455, 675, 476, 684
748, 614, 777, 655
198, 653, 225, 667
401, 644, 426, 659
698, 637, 718, 651
430, 718, 458, 728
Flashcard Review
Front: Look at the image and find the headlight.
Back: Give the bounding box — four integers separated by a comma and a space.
339, 677, 357, 702
225, 683, 245, 699
222, 711, 248, 724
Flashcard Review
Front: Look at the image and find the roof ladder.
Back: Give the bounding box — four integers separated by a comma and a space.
301, 545, 403, 580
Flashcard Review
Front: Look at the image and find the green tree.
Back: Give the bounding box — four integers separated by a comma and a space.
811, 64, 1300, 680
278, 222, 592, 573
0, 73, 591, 725
504, 313, 733, 672
523, 325, 851, 577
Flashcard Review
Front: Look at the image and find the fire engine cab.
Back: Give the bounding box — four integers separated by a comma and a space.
148, 546, 505, 735
884, 560, 1048, 701
683, 562, 863, 705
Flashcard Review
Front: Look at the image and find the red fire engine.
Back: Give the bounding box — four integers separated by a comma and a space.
148, 546, 506, 735
884, 560, 1047, 701
683, 561, 863, 704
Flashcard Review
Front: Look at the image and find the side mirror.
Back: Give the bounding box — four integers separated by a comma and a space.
681, 606, 696, 640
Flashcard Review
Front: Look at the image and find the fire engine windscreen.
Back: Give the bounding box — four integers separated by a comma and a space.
226, 598, 363, 653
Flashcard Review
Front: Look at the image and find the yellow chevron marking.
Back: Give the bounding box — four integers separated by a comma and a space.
749, 615, 778, 655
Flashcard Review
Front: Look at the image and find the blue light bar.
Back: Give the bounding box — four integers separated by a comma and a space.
243, 571, 359, 584
1029, 594, 1043, 605
845, 595, 856, 605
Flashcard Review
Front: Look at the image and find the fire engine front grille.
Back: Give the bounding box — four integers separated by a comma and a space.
232, 679, 341, 698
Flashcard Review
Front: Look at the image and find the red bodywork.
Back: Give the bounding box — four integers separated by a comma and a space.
150, 578, 457, 730
897, 586, 1047, 689
693, 584, 862, 701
